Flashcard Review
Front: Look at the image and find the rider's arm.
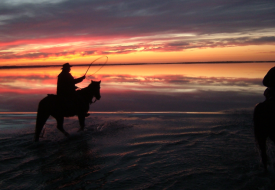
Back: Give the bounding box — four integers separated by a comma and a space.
73, 75, 85, 84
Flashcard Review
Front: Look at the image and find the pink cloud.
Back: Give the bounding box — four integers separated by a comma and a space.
1, 35, 275, 61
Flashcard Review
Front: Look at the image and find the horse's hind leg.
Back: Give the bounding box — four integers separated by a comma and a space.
56, 117, 69, 137
77, 114, 85, 131
34, 112, 49, 142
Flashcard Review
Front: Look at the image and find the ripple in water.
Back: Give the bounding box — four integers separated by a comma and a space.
0, 113, 275, 189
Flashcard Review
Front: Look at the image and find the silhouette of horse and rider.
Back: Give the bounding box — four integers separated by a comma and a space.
254, 66, 275, 170
34, 63, 101, 142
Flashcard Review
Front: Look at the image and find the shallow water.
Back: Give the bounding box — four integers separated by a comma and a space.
0, 112, 275, 190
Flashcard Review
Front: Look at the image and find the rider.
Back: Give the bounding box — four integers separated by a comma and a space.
263, 66, 275, 100
57, 63, 89, 116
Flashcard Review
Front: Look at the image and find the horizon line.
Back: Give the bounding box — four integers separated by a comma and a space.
0, 111, 242, 115
0, 60, 274, 70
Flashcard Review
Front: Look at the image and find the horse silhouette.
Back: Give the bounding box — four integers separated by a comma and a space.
34, 80, 101, 142
254, 100, 275, 170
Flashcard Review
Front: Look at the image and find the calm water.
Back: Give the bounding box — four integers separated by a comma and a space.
1, 112, 275, 190
0, 62, 271, 112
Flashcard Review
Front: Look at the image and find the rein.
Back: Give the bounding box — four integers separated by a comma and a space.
78, 85, 99, 104
91, 99, 97, 104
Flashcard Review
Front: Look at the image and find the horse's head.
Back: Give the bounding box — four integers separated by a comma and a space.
88, 80, 101, 102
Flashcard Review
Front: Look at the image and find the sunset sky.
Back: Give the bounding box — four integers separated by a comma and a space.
0, 0, 274, 113
0, 0, 275, 66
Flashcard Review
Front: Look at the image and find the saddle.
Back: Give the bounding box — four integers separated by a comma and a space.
48, 94, 82, 117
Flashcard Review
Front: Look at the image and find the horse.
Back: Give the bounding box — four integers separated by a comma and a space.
253, 99, 275, 170
34, 80, 101, 142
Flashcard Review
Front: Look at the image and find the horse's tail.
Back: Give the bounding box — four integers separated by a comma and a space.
34, 96, 51, 142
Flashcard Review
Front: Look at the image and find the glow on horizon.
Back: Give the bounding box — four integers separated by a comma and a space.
0, 31, 275, 66
0, 62, 270, 95
0, 61, 272, 78
0, 62, 270, 112
1, 42, 275, 66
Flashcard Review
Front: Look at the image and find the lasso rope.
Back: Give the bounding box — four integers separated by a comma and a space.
84, 56, 108, 76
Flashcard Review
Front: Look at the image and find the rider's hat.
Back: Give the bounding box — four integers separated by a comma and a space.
62, 63, 72, 69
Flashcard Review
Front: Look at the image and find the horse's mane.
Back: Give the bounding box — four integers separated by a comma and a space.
77, 81, 100, 104
78, 81, 99, 92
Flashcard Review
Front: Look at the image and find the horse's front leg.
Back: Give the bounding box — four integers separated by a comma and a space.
78, 114, 85, 131
56, 116, 69, 137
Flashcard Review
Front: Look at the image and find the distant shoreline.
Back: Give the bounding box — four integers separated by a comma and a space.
0, 61, 275, 69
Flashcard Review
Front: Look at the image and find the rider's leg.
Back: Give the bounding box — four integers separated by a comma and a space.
75, 94, 89, 117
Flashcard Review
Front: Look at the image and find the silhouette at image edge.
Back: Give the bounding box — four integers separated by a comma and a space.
254, 66, 275, 170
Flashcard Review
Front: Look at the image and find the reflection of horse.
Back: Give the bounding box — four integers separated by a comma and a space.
254, 100, 275, 170
34, 80, 101, 142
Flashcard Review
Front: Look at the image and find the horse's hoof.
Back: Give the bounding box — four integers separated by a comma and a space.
64, 132, 70, 137
77, 128, 84, 132
34, 136, 39, 142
